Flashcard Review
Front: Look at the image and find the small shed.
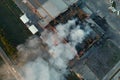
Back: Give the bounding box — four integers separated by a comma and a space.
28, 25, 38, 34
20, 14, 29, 24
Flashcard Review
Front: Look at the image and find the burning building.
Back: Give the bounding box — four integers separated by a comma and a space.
12, 0, 106, 80
18, 0, 97, 56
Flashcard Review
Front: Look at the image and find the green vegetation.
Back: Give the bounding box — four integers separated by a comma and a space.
0, 0, 31, 46
0, 0, 31, 60
0, 28, 17, 59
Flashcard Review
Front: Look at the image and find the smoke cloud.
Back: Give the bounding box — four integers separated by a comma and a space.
17, 36, 68, 80
17, 19, 90, 80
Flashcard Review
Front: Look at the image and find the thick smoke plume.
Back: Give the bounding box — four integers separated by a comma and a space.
17, 19, 90, 80
17, 36, 68, 80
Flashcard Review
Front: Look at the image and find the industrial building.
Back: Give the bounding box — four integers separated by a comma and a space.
21, 0, 78, 28
17, 0, 106, 79
14, 0, 120, 80
0, 0, 120, 80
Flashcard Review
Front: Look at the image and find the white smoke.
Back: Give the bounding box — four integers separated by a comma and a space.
56, 19, 77, 38
22, 58, 50, 80
17, 19, 90, 80
54, 19, 90, 47
17, 36, 68, 80
70, 29, 85, 46
49, 43, 76, 69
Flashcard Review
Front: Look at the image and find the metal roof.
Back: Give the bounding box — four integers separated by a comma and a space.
20, 14, 29, 24
37, 7, 52, 27
37, 0, 78, 28
38, 0, 48, 4
28, 25, 38, 34
50, 0, 68, 12
42, 1, 60, 18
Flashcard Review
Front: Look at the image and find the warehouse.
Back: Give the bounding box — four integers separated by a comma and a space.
24, 0, 78, 27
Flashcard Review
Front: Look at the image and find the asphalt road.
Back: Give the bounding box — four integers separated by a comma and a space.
0, 47, 24, 80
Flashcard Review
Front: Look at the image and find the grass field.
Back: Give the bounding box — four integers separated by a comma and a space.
0, 0, 31, 46
0, 0, 32, 60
